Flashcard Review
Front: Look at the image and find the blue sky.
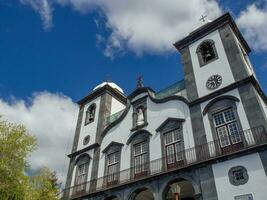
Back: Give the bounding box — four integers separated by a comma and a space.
0, 0, 266, 102
1, 0, 267, 184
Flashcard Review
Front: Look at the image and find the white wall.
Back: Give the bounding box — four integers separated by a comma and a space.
212, 153, 267, 200
201, 88, 251, 143
189, 30, 235, 98
70, 149, 94, 187
77, 97, 101, 151
110, 97, 126, 115
97, 92, 194, 180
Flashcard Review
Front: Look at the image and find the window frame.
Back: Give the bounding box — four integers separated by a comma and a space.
196, 39, 218, 67
133, 140, 149, 175
212, 107, 242, 148
106, 151, 120, 183
84, 103, 96, 125
164, 128, 184, 165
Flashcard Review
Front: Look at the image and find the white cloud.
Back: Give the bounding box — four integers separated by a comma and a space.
20, 0, 223, 56
0, 92, 78, 185
20, 0, 53, 30
237, 2, 267, 51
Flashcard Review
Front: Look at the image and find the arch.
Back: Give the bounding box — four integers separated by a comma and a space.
161, 176, 199, 200
74, 153, 91, 165
126, 129, 152, 145
104, 195, 119, 200
85, 103, 96, 125
128, 187, 155, 200
203, 95, 240, 115
196, 39, 218, 66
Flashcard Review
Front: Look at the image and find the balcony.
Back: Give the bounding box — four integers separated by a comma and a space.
63, 126, 267, 199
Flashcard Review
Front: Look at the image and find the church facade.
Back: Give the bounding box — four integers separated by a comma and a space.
63, 13, 267, 200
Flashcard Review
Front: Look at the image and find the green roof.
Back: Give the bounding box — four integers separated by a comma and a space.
155, 80, 185, 99
106, 109, 124, 125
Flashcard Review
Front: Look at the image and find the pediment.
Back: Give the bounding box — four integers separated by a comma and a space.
156, 118, 185, 133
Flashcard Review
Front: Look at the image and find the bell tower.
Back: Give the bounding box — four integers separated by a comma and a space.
174, 12, 253, 102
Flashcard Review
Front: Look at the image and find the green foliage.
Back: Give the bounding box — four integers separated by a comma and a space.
30, 167, 60, 200
0, 119, 37, 200
0, 118, 60, 200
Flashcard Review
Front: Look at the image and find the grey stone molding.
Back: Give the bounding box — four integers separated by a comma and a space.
196, 39, 219, 67
203, 95, 240, 115
219, 24, 250, 82
126, 129, 152, 145
77, 84, 127, 106
228, 166, 249, 186
156, 117, 185, 133
174, 12, 250, 54
259, 150, 267, 176
102, 141, 124, 153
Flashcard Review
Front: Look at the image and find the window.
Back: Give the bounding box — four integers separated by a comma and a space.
229, 166, 249, 186
85, 104, 96, 125
75, 163, 88, 192
213, 108, 242, 148
164, 128, 183, 164
197, 40, 218, 66
107, 152, 119, 183
133, 141, 149, 175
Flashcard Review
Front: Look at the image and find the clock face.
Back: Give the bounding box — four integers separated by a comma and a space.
206, 74, 222, 89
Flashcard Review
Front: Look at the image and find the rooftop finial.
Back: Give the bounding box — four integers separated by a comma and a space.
199, 14, 208, 22
136, 75, 144, 88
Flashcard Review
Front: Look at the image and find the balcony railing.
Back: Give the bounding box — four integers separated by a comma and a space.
63, 126, 267, 199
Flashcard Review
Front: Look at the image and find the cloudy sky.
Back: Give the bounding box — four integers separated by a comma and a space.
1, 0, 267, 186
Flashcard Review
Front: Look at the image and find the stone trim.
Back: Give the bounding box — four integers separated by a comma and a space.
207, 99, 244, 145
102, 141, 124, 153
259, 150, 267, 176
126, 129, 152, 145
196, 39, 219, 67
219, 24, 250, 82
68, 143, 99, 158
78, 84, 127, 106
174, 12, 250, 53
128, 87, 155, 100
156, 118, 185, 133
190, 104, 207, 147
74, 153, 92, 165
238, 82, 267, 131
203, 95, 240, 115
228, 166, 249, 186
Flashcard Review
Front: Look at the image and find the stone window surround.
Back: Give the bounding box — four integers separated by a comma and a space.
131, 97, 148, 131
102, 142, 124, 185
203, 95, 244, 146
196, 39, 219, 67
74, 153, 91, 187
156, 118, 185, 169
127, 130, 151, 178
84, 103, 96, 126
228, 165, 249, 186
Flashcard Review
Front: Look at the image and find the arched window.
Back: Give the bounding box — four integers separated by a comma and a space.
85, 104, 96, 125
196, 40, 218, 66
74, 154, 91, 194
127, 130, 151, 178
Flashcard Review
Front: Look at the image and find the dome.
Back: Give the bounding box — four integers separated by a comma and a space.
93, 82, 124, 93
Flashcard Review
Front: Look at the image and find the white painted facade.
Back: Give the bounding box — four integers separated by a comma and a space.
189, 30, 235, 98
65, 13, 267, 200
212, 153, 267, 200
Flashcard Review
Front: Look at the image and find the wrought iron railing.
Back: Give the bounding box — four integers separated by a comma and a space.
63, 126, 267, 199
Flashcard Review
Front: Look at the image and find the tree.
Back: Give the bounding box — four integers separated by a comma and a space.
30, 167, 60, 200
0, 118, 60, 200
0, 118, 37, 200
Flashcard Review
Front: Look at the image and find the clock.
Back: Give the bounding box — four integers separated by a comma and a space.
206, 74, 222, 89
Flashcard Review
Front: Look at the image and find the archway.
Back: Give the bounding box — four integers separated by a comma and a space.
163, 179, 196, 200
130, 187, 154, 200
104, 196, 119, 200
